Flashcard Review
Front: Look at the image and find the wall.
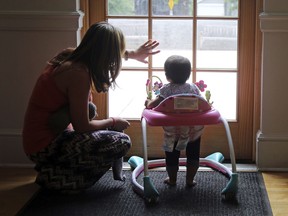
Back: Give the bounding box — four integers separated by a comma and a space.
256, 0, 288, 170
0, 0, 83, 166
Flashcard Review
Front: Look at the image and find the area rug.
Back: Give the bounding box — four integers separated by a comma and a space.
17, 170, 272, 216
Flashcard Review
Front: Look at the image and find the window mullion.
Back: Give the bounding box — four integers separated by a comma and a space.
148, 0, 153, 80
192, 0, 197, 82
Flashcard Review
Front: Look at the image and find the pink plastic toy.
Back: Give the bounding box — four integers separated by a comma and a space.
128, 94, 238, 203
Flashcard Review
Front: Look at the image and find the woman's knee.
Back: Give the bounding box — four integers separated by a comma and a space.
93, 131, 131, 158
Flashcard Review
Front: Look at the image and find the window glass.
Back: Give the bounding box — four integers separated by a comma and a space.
108, 0, 148, 16
109, 71, 148, 119
196, 72, 237, 120
152, 0, 193, 16
152, 19, 193, 68
108, 19, 148, 68
107, 0, 239, 121
197, 0, 238, 17
109, 18, 194, 68
197, 20, 238, 69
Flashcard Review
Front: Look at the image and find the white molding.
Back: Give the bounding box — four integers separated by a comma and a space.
0, 129, 22, 136
257, 167, 288, 172
0, 164, 34, 168
0, 10, 84, 31
260, 12, 288, 32
256, 131, 288, 170
256, 131, 288, 142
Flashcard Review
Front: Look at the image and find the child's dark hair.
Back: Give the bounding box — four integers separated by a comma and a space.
164, 55, 191, 84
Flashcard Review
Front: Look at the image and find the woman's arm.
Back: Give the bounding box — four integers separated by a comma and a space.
67, 66, 130, 133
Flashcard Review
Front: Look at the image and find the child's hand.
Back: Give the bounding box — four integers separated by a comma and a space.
144, 99, 151, 107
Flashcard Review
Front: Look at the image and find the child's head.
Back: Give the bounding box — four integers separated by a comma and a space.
164, 55, 191, 84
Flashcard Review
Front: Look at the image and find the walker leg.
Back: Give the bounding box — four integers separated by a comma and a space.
141, 118, 159, 203
221, 173, 238, 200
220, 116, 237, 173
219, 116, 238, 200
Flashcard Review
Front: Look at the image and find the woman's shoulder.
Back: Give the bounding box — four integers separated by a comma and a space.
60, 61, 87, 71
54, 61, 89, 77
52, 61, 90, 92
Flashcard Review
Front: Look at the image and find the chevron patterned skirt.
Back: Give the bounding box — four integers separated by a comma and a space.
28, 129, 131, 192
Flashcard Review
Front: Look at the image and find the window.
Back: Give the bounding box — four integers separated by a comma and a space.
84, 0, 262, 161
108, 0, 239, 121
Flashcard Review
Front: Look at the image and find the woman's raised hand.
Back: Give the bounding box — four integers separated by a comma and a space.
128, 40, 160, 64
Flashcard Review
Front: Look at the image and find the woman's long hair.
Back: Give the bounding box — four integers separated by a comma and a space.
60, 22, 126, 92
48, 47, 75, 66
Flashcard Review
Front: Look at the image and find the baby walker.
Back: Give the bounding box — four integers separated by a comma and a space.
128, 80, 238, 203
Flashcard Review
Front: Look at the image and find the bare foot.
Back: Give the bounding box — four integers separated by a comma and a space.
164, 177, 176, 186
186, 180, 197, 188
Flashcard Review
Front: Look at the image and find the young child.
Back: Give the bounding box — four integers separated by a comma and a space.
145, 55, 204, 187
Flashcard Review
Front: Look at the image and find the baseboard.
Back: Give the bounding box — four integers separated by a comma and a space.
0, 164, 34, 168
256, 131, 288, 170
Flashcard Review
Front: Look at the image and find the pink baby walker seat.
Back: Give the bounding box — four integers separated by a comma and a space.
128, 94, 238, 203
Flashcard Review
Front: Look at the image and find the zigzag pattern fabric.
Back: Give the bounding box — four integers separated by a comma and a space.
28, 129, 131, 192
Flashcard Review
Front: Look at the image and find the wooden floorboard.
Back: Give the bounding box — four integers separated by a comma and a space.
262, 172, 288, 216
0, 167, 287, 216
0, 167, 39, 216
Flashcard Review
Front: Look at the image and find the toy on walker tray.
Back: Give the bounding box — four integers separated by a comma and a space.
128, 77, 238, 204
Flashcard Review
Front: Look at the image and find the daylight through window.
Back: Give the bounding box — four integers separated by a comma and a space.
108, 0, 239, 121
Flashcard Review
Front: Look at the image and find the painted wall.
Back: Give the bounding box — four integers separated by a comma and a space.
0, 0, 83, 166
256, 0, 288, 170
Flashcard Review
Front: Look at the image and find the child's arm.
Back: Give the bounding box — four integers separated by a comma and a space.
145, 96, 164, 109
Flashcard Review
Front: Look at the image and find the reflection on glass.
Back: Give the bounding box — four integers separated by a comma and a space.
109, 71, 148, 119
197, 0, 238, 17
108, 19, 148, 68
152, 0, 193, 16
108, 0, 148, 16
197, 20, 238, 69
196, 72, 237, 120
152, 19, 193, 68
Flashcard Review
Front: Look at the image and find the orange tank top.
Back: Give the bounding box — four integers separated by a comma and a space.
22, 65, 68, 154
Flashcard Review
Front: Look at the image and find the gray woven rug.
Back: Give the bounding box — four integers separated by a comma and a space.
18, 170, 272, 216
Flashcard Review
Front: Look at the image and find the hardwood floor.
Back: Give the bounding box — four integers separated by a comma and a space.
0, 167, 287, 216
262, 172, 288, 216
0, 167, 39, 216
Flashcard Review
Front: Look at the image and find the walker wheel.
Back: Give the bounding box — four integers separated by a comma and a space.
144, 196, 159, 205
222, 192, 236, 201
